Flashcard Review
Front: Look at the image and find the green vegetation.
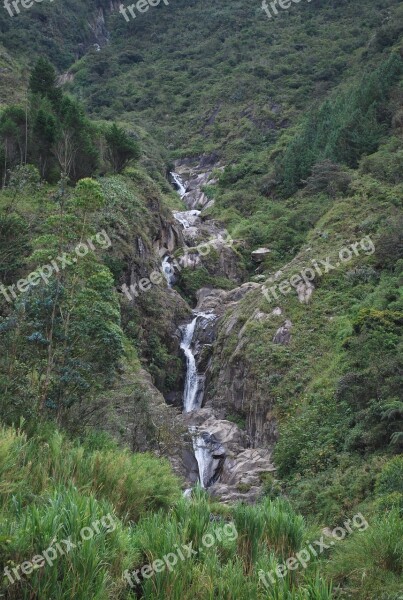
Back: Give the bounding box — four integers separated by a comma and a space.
0, 58, 140, 184
1, 422, 400, 599
0, 150, 186, 429
0, 0, 402, 598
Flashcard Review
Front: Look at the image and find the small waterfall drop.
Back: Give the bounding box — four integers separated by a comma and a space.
192, 432, 211, 489
190, 428, 225, 489
161, 255, 175, 288
180, 316, 199, 413
173, 209, 201, 229
180, 312, 216, 413
170, 172, 187, 198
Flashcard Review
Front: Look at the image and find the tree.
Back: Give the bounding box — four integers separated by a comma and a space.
32, 101, 58, 178
53, 128, 77, 178
0, 212, 30, 284
29, 58, 62, 109
105, 124, 140, 173
57, 96, 99, 181
0, 107, 26, 184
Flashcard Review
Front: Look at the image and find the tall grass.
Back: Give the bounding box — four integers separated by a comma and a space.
260, 497, 306, 558
0, 423, 181, 599
174, 486, 211, 549
233, 502, 265, 573
328, 508, 403, 598
0, 424, 180, 520
1, 486, 137, 600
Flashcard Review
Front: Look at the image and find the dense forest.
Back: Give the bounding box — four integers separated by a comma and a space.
0, 0, 402, 598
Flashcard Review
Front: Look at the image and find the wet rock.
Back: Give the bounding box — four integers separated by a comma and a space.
181, 408, 275, 502
251, 247, 272, 262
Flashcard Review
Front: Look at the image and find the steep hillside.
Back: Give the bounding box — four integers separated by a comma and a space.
0, 0, 402, 598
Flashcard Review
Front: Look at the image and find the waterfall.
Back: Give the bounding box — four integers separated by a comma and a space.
192, 432, 211, 489
180, 312, 217, 413
170, 172, 187, 198
171, 173, 224, 491
161, 255, 175, 287
181, 316, 199, 413
173, 209, 201, 229
190, 428, 225, 489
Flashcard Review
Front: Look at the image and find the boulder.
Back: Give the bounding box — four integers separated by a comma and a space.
251, 247, 271, 262
273, 319, 293, 345
297, 281, 314, 303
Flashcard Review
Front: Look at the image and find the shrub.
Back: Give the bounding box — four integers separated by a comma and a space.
376, 456, 403, 496
302, 160, 352, 198
328, 509, 403, 599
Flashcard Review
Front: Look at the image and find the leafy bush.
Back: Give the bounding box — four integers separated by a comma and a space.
279, 52, 403, 195
376, 456, 403, 496
328, 509, 403, 599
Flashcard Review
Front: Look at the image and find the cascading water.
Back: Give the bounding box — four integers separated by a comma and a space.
170, 172, 187, 198
161, 255, 175, 288
173, 209, 201, 229
191, 430, 212, 489
191, 430, 225, 489
171, 172, 225, 491
180, 312, 216, 413
180, 316, 199, 413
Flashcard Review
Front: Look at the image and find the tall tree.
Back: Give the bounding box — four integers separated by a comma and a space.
105, 124, 140, 173
29, 58, 62, 110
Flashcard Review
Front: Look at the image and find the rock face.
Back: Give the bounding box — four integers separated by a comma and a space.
195, 283, 261, 316
181, 408, 275, 503
169, 159, 246, 284
172, 154, 221, 210
154, 218, 183, 256
196, 281, 282, 449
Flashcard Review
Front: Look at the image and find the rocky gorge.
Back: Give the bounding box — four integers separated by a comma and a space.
152, 157, 278, 503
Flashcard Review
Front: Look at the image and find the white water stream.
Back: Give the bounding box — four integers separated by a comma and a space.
180, 312, 216, 413
173, 209, 201, 229
171, 171, 223, 490
180, 316, 199, 413
161, 255, 175, 288
170, 171, 187, 198
190, 428, 211, 489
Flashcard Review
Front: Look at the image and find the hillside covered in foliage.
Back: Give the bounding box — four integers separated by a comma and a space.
0, 0, 402, 598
